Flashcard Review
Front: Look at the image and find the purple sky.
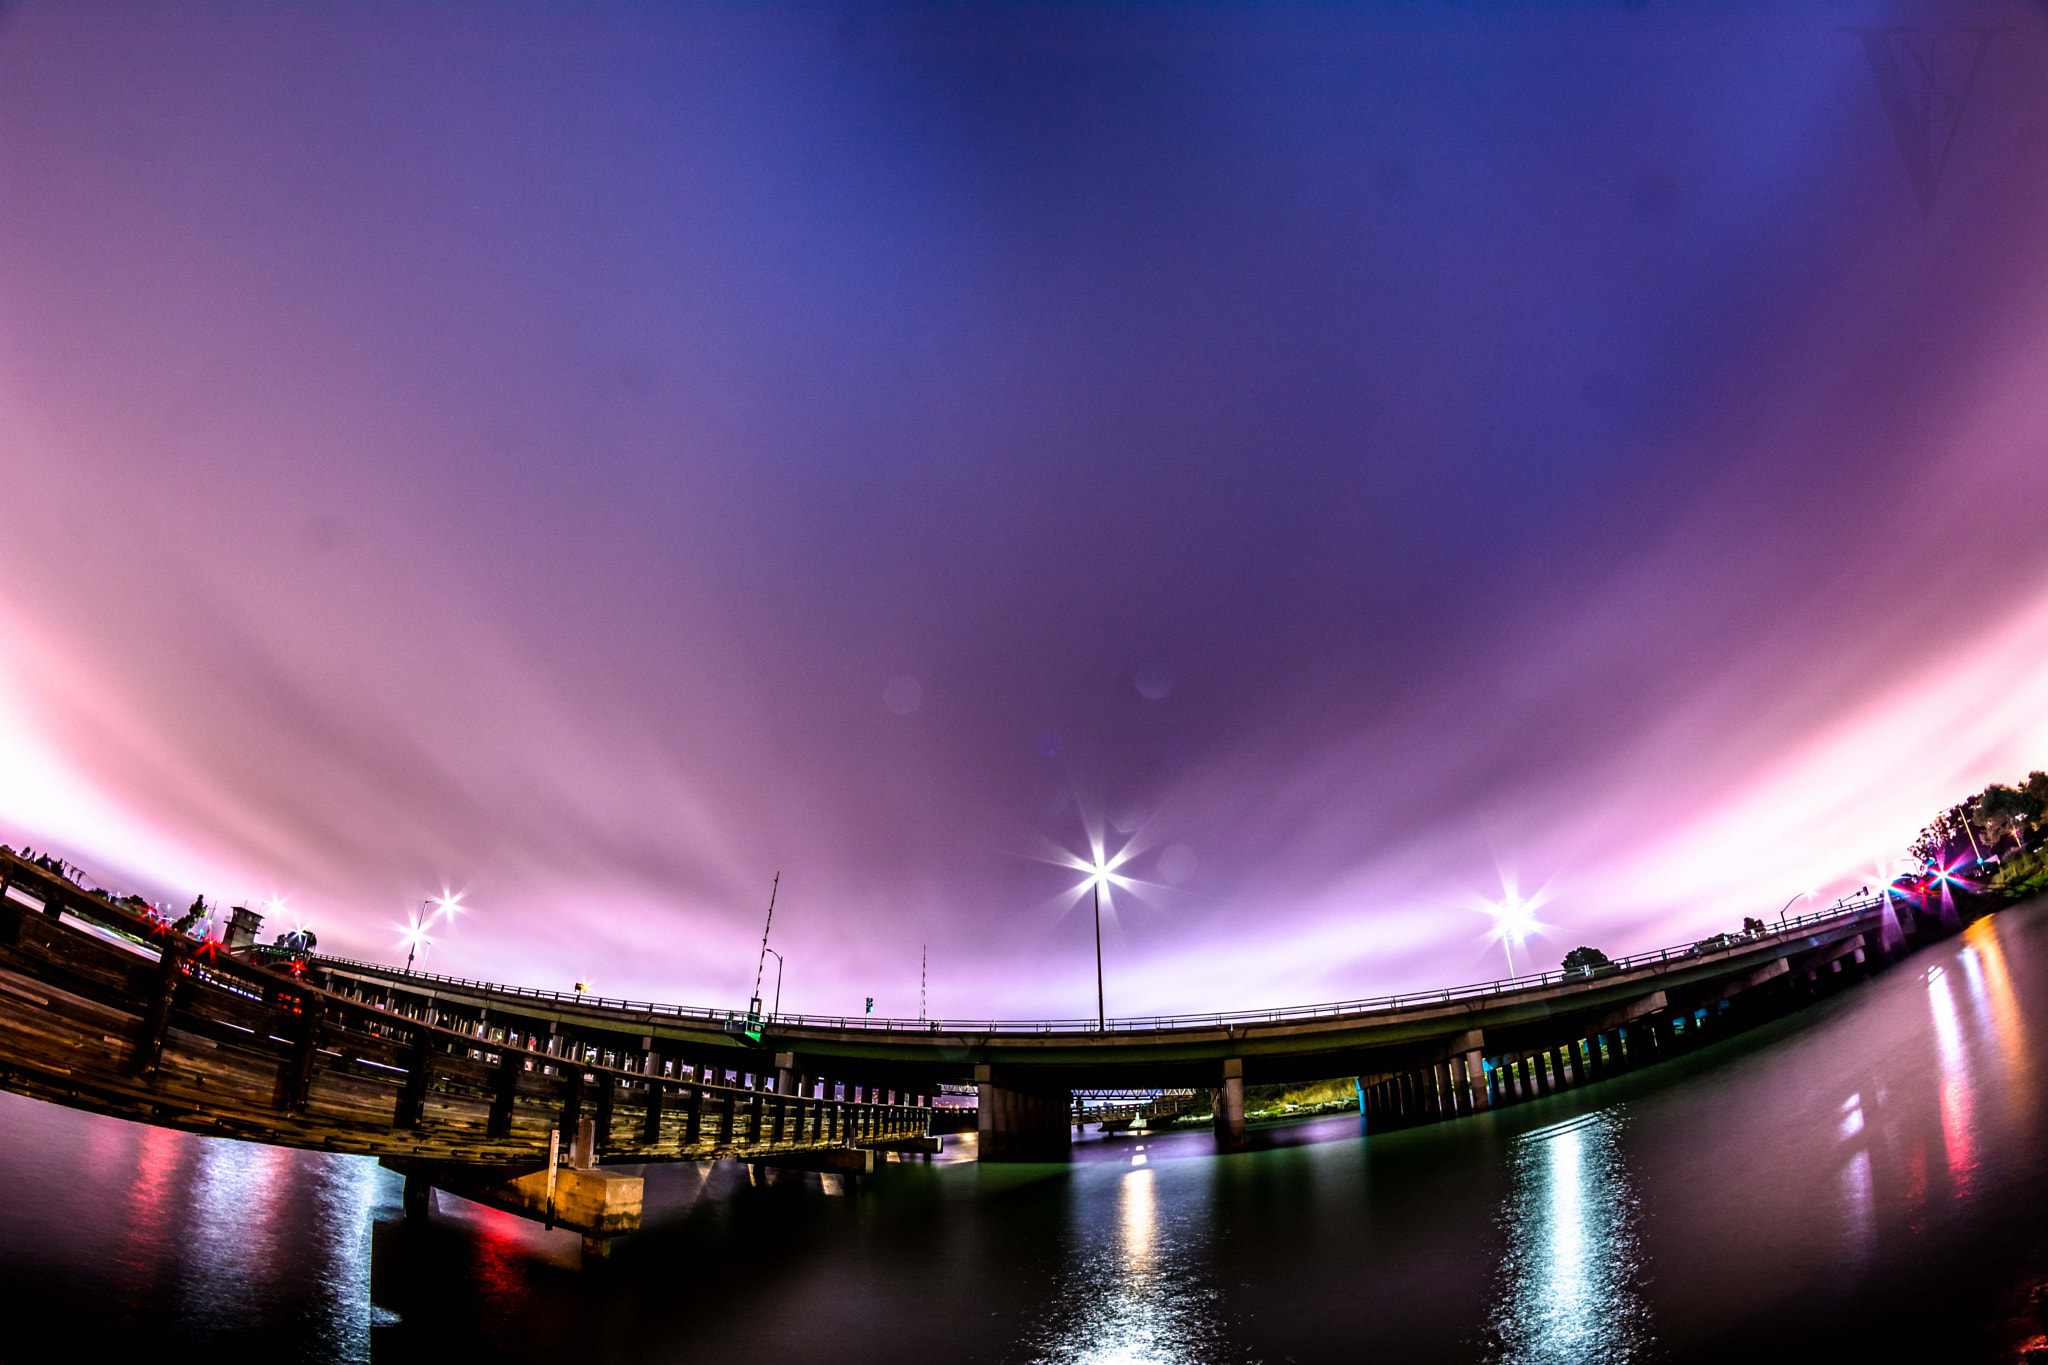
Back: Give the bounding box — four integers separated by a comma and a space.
4, 2, 2047, 1019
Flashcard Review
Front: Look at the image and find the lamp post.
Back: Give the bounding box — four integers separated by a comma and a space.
1482, 889, 1539, 980
402, 902, 431, 973
1092, 871, 1105, 1031
1776, 891, 1810, 930
1071, 854, 1121, 1031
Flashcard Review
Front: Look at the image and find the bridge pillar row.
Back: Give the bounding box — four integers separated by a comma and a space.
1214, 1058, 1247, 1150
774, 1052, 799, 1097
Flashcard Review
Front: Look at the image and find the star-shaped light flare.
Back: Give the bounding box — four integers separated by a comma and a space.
1925, 857, 1978, 894
1055, 842, 1142, 918
1471, 875, 1555, 979
397, 916, 432, 954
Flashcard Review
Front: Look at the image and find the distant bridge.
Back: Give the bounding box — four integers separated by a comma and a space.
1072, 1089, 1201, 1129
0, 845, 1970, 1214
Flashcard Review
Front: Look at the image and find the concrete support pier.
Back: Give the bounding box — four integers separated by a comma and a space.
976, 1065, 1073, 1162
1461, 1050, 1490, 1110
1213, 1059, 1247, 1150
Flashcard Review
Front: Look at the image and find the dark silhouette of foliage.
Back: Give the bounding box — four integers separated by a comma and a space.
1562, 945, 1611, 973
171, 894, 208, 936
1975, 773, 2047, 854
1909, 772, 2048, 870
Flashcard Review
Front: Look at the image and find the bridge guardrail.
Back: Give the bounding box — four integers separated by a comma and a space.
295, 895, 1887, 1036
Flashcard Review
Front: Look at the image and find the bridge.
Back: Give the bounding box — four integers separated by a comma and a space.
0, 850, 931, 1256
1072, 1089, 1201, 1131
0, 845, 1975, 1249
284, 884, 1941, 1158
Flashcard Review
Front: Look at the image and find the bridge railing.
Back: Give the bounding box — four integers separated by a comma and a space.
297, 895, 1885, 1036
0, 852, 935, 1161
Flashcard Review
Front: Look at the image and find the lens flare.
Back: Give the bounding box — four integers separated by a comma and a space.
395, 916, 433, 963
1472, 876, 1555, 977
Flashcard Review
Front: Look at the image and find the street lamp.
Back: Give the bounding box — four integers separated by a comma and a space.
1776, 890, 1812, 929
399, 906, 432, 973
396, 891, 465, 973
1481, 885, 1544, 978
1081, 860, 1109, 1030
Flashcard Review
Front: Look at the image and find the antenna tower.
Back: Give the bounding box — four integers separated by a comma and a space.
751, 871, 780, 1006
919, 945, 928, 1021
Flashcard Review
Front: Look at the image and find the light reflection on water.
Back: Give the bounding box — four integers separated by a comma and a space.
1928, 965, 1979, 1194
1965, 918, 2033, 1119
1024, 1163, 1225, 1365
1486, 1110, 1650, 1365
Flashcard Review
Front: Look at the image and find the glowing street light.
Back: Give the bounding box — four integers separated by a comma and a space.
1082, 860, 1109, 1030
398, 911, 433, 973
396, 890, 468, 972
1045, 832, 1142, 1030
1478, 878, 1551, 979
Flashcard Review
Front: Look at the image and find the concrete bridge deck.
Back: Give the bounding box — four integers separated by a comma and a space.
273, 885, 1948, 1157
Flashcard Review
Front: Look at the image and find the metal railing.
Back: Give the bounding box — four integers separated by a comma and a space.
292, 895, 1884, 1037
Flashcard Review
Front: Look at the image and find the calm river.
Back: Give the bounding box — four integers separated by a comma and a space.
6, 904, 2048, 1363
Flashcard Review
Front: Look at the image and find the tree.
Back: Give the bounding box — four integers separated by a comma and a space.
1978, 777, 2047, 854
1913, 798, 1989, 869
171, 894, 208, 936
1562, 946, 1611, 974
